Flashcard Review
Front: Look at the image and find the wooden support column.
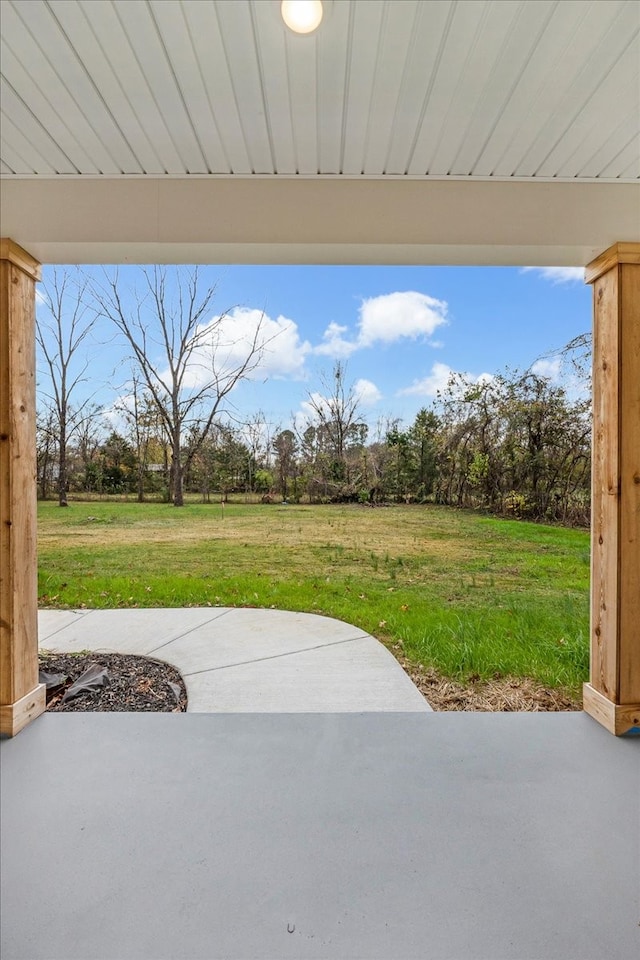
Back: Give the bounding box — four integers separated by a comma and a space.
583, 242, 640, 735
0, 239, 45, 737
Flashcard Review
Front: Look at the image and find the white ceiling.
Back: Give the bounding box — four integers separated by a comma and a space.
1, 0, 639, 181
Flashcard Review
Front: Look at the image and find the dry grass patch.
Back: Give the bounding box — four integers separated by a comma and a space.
395, 652, 581, 712
39, 502, 472, 561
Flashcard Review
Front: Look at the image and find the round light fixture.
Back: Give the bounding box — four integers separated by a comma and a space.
281, 0, 323, 34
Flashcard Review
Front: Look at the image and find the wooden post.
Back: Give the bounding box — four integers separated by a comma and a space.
583, 242, 640, 735
0, 239, 46, 737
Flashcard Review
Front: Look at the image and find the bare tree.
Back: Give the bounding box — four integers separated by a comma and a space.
305, 361, 365, 491
306, 362, 364, 462
241, 409, 272, 494
112, 374, 165, 502
92, 266, 267, 506
36, 267, 99, 506
36, 404, 58, 501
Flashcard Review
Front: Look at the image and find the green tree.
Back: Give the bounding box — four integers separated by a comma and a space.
409, 408, 440, 500
272, 429, 298, 500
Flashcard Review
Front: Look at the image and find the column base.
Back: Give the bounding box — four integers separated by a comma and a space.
583, 683, 640, 736
0, 683, 46, 738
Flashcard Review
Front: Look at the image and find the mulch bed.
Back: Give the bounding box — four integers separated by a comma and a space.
395, 651, 581, 712
39, 651, 188, 713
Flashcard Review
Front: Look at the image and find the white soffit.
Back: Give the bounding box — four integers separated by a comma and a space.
0, 0, 639, 182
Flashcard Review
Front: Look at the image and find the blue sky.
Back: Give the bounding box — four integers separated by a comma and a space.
36, 263, 591, 436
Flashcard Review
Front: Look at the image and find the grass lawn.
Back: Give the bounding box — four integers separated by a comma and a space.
37, 499, 590, 697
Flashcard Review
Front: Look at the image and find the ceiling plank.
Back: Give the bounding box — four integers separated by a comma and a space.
449, 1, 556, 176
284, 29, 319, 175
516, 1, 640, 176
181, 0, 252, 174
0, 36, 97, 172
493, 0, 634, 176
384, 0, 454, 175
50, 0, 164, 174
362, 0, 420, 175
10, 0, 139, 173
540, 47, 639, 178
316, 0, 351, 174
0, 114, 57, 174
597, 134, 640, 179
407, 0, 486, 175
213, 0, 274, 174
73, 0, 184, 174
2, 1, 115, 173
427, 1, 522, 176
577, 110, 640, 179
251, 0, 296, 174
341, 0, 385, 174
472, 0, 593, 176
111, 0, 206, 173
149, 0, 230, 174
0, 137, 30, 175
616, 153, 640, 181
0, 78, 77, 173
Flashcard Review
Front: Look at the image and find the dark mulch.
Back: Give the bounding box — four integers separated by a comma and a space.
39, 651, 188, 713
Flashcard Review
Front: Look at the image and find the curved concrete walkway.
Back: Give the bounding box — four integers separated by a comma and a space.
38, 608, 431, 712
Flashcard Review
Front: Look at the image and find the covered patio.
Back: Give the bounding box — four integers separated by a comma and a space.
2, 711, 637, 959
1, 1, 639, 956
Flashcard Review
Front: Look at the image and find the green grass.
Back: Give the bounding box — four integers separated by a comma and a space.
37, 500, 590, 695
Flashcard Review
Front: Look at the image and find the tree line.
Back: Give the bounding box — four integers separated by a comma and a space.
36, 267, 591, 525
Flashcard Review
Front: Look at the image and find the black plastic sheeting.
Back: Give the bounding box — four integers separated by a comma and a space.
38, 670, 67, 691
60, 664, 111, 704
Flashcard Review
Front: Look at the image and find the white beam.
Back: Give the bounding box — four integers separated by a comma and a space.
1, 177, 638, 266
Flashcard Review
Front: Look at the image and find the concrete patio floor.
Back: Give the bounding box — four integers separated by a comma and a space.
1, 711, 638, 960
2, 609, 637, 959
38, 607, 431, 712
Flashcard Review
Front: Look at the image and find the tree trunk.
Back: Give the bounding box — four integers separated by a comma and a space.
39, 445, 50, 500
58, 412, 68, 507
172, 433, 184, 506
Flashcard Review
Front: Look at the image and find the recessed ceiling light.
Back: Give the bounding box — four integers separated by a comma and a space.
281, 0, 323, 34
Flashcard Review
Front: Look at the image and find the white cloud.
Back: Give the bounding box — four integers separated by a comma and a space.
398, 362, 494, 399
398, 362, 454, 398
358, 291, 448, 346
314, 321, 358, 359
521, 266, 585, 284
312, 290, 448, 359
180, 307, 311, 388
531, 357, 562, 381
353, 378, 383, 407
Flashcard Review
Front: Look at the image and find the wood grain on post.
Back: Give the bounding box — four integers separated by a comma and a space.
584, 242, 640, 735
0, 239, 46, 737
